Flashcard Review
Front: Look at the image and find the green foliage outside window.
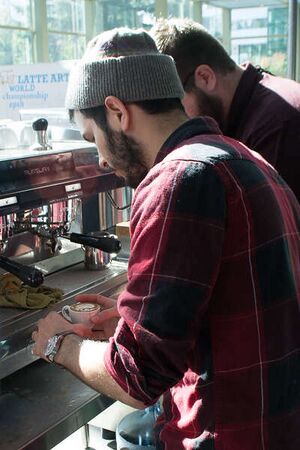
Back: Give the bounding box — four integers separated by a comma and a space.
0, 0, 33, 64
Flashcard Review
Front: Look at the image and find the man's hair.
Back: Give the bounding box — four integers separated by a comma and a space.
69, 98, 184, 130
152, 18, 236, 90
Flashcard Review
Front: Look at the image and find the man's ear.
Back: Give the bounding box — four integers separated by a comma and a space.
194, 64, 217, 93
104, 96, 130, 131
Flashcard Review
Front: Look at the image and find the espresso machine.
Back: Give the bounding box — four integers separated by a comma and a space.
0, 118, 131, 449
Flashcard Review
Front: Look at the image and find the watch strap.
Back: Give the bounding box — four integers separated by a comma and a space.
45, 330, 74, 364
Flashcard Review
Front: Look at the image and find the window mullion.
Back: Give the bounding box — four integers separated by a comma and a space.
34, 0, 49, 62
84, 0, 96, 45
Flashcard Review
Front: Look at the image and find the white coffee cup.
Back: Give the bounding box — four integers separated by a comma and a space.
61, 302, 100, 326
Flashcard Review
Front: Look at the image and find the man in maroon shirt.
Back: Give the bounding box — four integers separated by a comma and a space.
152, 18, 300, 202
31, 28, 300, 450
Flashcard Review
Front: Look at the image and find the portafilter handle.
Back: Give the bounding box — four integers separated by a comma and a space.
0, 256, 44, 287
69, 232, 121, 254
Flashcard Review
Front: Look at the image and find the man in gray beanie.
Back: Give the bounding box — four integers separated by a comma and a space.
32, 28, 300, 450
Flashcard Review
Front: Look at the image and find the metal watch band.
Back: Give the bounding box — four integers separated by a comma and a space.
45, 330, 74, 364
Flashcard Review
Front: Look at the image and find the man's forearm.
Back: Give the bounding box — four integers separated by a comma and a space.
55, 334, 145, 409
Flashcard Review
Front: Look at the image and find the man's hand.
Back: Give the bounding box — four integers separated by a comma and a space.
74, 293, 120, 340
31, 311, 80, 361
31, 300, 146, 409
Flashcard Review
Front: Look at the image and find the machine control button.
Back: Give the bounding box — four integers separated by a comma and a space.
0, 196, 18, 207
65, 183, 81, 193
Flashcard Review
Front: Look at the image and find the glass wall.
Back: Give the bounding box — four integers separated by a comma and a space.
46, 0, 86, 61
0, 0, 298, 81
0, 0, 34, 64
95, 0, 155, 32
199, 2, 289, 77
231, 5, 288, 76
168, 0, 194, 19
202, 3, 223, 41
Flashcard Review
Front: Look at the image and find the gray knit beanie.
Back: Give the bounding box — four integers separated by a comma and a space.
65, 27, 184, 110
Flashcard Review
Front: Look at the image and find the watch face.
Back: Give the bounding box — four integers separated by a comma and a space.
44, 331, 72, 362
45, 335, 60, 359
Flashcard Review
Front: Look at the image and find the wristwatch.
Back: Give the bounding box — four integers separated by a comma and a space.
44, 330, 74, 363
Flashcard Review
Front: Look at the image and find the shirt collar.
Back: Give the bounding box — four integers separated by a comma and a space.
154, 117, 222, 165
225, 63, 263, 137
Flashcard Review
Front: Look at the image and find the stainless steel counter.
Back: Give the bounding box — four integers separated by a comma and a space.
0, 359, 113, 450
0, 258, 128, 449
0, 258, 128, 380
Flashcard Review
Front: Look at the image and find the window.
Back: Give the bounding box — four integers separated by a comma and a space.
0, 0, 296, 81
46, 0, 86, 61
0, 0, 34, 64
202, 3, 223, 42
95, 0, 155, 32
168, 0, 194, 19
231, 6, 288, 76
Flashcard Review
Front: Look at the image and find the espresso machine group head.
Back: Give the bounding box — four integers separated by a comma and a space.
0, 116, 125, 287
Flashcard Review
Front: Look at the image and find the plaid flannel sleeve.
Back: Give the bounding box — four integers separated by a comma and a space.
105, 158, 226, 403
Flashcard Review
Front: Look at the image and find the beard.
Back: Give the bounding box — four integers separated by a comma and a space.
194, 89, 225, 131
105, 126, 148, 189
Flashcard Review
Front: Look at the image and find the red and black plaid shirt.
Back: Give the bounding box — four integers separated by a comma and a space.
105, 118, 300, 450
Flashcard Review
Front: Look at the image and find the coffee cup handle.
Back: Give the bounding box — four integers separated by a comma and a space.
61, 305, 72, 322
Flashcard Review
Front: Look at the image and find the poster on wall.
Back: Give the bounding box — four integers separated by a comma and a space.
0, 60, 75, 121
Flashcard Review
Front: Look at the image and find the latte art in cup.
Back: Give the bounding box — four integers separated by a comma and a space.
70, 302, 99, 312
62, 302, 101, 325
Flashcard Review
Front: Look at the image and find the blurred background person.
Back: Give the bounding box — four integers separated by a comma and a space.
152, 18, 300, 202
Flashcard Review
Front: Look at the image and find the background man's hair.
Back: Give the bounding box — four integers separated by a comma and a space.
152, 18, 236, 89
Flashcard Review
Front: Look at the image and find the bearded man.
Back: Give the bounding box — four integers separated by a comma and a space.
32, 28, 300, 450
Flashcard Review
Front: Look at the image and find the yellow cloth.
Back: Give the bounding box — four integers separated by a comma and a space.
0, 273, 63, 309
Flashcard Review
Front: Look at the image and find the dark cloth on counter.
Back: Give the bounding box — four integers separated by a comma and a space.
105, 118, 300, 450
225, 62, 300, 202
0, 273, 63, 309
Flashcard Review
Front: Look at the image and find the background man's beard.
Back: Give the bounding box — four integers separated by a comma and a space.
105, 128, 148, 189
195, 89, 225, 130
